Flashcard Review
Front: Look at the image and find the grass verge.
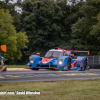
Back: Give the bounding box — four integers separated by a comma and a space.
5, 65, 28, 68
0, 79, 100, 100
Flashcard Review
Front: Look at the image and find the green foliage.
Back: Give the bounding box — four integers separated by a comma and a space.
2, 0, 100, 64
0, 8, 28, 60
60, 1, 85, 50
20, 0, 73, 56
70, 0, 100, 55
0, 1, 22, 33
0, 1, 14, 9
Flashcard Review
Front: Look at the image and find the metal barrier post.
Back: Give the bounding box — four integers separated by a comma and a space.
93, 56, 94, 65
99, 56, 100, 64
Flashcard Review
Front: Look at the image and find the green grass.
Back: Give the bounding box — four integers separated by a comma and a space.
5, 65, 28, 68
0, 79, 100, 100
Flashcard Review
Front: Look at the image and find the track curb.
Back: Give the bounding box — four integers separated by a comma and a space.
7, 68, 30, 70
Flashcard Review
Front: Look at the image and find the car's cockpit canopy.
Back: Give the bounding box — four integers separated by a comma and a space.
44, 49, 70, 58
44, 50, 63, 58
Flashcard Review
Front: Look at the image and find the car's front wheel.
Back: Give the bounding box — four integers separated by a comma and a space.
67, 58, 71, 71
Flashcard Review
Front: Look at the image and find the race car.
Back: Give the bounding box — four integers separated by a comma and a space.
26, 47, 90, 71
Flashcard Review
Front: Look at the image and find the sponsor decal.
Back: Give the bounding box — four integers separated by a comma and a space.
42, 58, 53, 64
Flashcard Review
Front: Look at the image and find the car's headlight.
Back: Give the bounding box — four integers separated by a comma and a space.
30, 57, 35, 63
57, 58, 65, 65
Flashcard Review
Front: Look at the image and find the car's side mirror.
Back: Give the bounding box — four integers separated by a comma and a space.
36, 53, 40, 56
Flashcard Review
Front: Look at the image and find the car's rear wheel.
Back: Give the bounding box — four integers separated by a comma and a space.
31, 68, 39, 70
84, 58, 87, 70
80, 58, 87, 71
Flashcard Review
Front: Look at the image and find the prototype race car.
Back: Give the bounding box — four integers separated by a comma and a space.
26, 47, 90, 71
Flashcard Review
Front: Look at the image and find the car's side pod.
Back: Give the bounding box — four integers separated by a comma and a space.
69, 50, 90, 71
76, 56, 88, 71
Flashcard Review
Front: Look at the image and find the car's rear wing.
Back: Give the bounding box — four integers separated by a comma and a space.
54, 47, 90, 55
71, 50, 90, 55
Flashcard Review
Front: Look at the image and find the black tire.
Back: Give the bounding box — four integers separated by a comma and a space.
31, 68, 39, 70
62, 58, 71, 71
80, 58, 87, 71
84, 58, 87, 70
67, 58, 71, 71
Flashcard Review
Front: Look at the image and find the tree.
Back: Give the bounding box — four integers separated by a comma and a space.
59, 0, 85, 50
0, 1, 22, 33
70, 0, 100, 55
20, 0, 72, 56
0, 8, 28, 60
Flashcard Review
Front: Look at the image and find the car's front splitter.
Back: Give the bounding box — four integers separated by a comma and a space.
26, 67, 62, 70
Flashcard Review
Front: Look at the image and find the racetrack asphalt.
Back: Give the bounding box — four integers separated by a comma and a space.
0, 69, 100, 82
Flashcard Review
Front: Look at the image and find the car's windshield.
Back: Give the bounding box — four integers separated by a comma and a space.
44, 51, 64, 58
